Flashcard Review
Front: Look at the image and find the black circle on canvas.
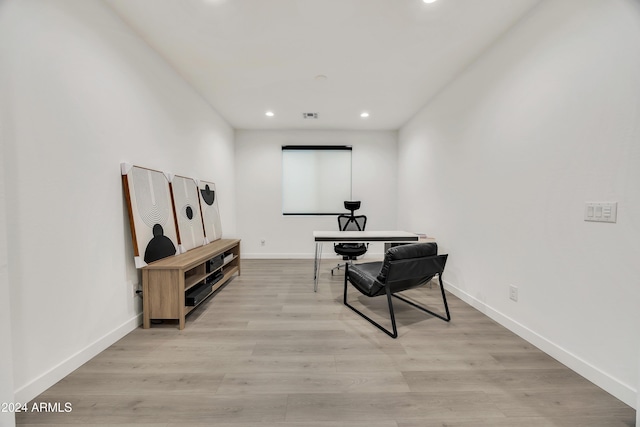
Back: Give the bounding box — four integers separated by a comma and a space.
144, 224, 177, 263
200, 184, 215, 206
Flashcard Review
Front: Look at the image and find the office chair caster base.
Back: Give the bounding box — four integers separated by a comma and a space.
331, 260, 351, 276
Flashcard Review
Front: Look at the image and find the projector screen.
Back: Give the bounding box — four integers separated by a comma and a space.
282, 145, 352, 215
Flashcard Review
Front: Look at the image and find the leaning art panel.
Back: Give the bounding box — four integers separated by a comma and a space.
198, 180, 222, 242
170, 175, 205, 252
121, 164, 178, 268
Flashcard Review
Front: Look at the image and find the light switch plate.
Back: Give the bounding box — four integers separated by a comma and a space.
584, 202, 617, 223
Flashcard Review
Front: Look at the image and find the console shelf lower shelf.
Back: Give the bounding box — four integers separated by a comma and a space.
184, 264, 238, 315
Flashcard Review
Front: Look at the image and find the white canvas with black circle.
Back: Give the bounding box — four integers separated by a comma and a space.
171, 175, 205, 252
198, 180, 222, 242
122, 164, 179, 268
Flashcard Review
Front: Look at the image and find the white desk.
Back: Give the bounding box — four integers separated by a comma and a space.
313, 230, 429, 291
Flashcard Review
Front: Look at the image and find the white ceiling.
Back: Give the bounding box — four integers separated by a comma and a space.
106, 0, 540, 130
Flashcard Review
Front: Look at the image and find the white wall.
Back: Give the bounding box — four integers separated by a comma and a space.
236, 130, 397, 258
0, 89, 16, 427
398, 0, 640, 407
0, 0, 235, 402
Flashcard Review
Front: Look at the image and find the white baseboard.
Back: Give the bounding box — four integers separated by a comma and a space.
443, 280, 637, 409
241, 253, 314, 259
14, 313, 142, 403
241, 252, 385, 259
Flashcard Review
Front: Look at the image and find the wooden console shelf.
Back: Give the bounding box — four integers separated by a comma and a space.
141, 239, 241, 329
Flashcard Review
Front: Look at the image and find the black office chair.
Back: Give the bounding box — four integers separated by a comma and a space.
343, 242, 450, 338
331, 201, 368, 276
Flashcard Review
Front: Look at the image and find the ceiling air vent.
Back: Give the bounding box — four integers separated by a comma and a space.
302, 113, 318, 119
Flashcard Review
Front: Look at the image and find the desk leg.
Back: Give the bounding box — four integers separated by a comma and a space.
313, 242, 322, 292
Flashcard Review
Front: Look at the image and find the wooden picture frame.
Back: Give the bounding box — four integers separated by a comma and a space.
197, 180, 222, 243
121, 164, 179, 268
170, 175, 206, 253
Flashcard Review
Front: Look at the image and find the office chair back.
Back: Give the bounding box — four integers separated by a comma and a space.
338, 214, 367, 231
331, 202, 368, 275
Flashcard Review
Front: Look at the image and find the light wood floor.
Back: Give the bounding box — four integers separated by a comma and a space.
17, 259, 635, 426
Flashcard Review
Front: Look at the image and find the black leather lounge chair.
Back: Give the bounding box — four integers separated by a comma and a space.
343, 242, 450, 338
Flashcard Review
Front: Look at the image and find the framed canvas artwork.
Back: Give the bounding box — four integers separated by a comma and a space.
170, 175, 205, 253
198, 180, 222, 242
121, 164, 179, 268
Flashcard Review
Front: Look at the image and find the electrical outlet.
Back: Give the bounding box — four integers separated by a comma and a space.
131, 281, 140, 298
509, 285, 518, 302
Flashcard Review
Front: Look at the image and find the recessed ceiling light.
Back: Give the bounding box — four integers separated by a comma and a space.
423, 0, 437, 3
265, 111, 274, 117
315, 74, 328, 81
360, 112, 370, 118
